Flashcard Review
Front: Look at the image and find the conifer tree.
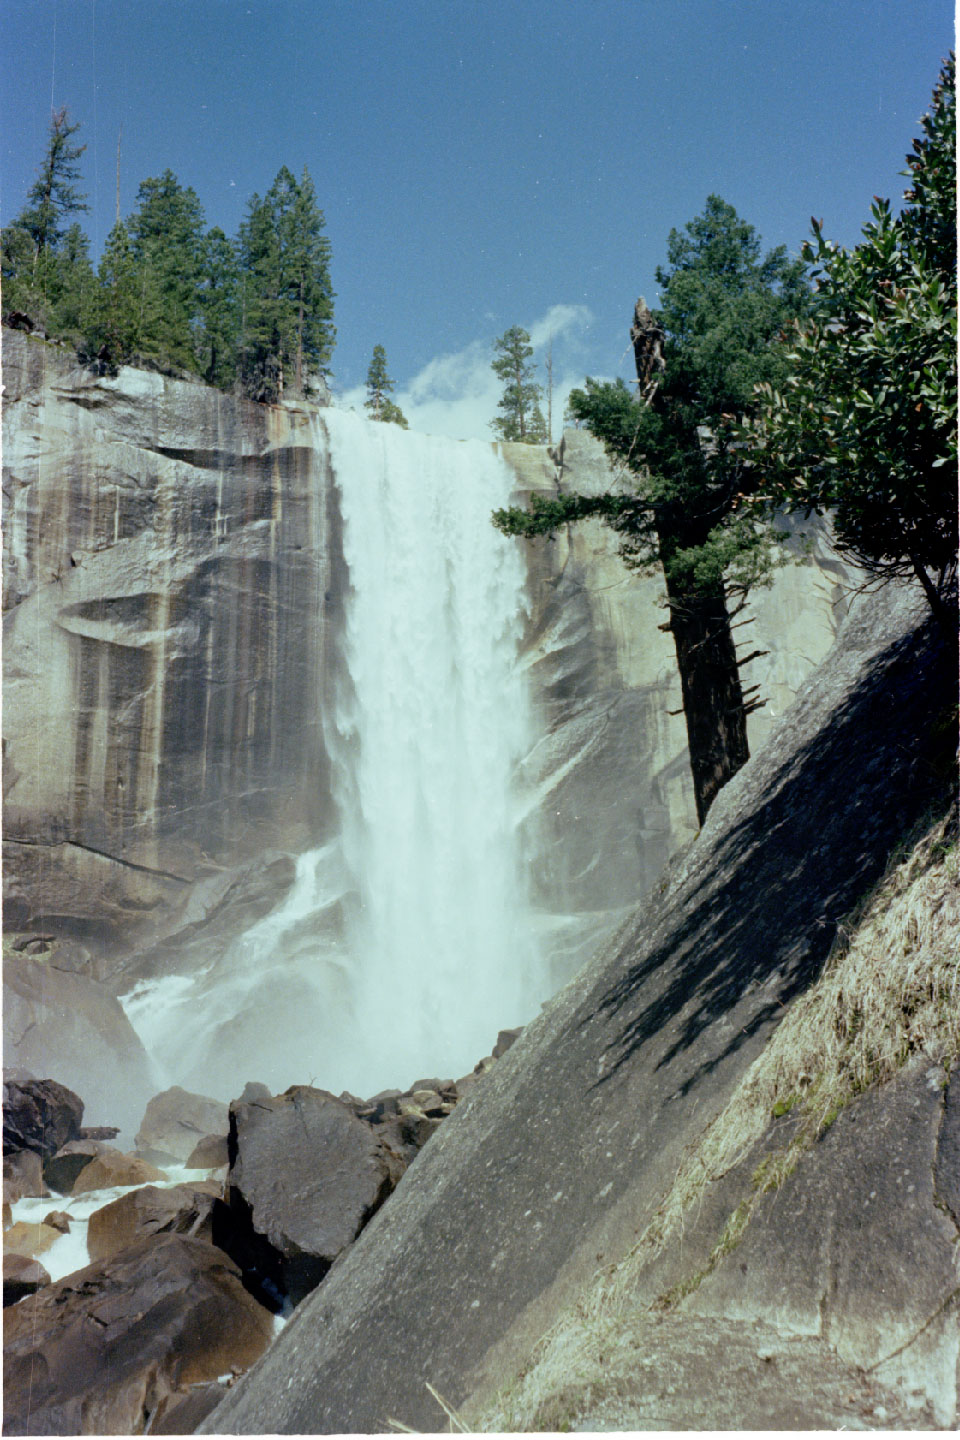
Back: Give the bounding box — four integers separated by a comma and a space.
495, 198, 812, 823
365, 344, 408, 426
490, 326, 548, 443
19, 107, 88, 255
3, 106, 90, 330
198, 227, 240, 389
126, 170, 206, 371
238, 166, 335, 400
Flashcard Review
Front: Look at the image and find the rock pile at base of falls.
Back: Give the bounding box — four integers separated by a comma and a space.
1, 1029, 521, 1434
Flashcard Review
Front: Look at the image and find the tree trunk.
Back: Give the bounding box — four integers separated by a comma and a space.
662, 564, 750, 825
630, 294, 752, 823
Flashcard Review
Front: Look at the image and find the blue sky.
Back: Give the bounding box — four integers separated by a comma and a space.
2, 0, 954, 438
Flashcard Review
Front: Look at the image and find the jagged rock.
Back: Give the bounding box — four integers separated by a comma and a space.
238, 1081, 272, 1102
3, 1252, 50, 1306
3, 957, 154, 1136
213, 1085, 396, 1307
2, 1073, 84, 1157
71, 1148, 166, 1194
2, 1234, 273, 1434
135, 1085, 230, 1164
184, 1133, 230, 1169
4, 1148, 50, 1200
79, 1125, 121, 1141
4, 1219, 62, 1258
43, 1138, 107, 1194
87, 1182, 220, 1264
493, 1027, 523, 1058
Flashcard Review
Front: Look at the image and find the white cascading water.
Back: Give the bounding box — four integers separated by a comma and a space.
121, 409, 543, 1099
323, 408, 541, 1087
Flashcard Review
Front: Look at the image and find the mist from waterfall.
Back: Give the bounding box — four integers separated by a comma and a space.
121, 410, 544, 1100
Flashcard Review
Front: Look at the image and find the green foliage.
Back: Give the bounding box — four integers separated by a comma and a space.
17, 106, 88, 255
490, 326, 548, 443
748, 56, 957, 626
4, 113, 336, 402
197, 227, 240, 388
238, 166, 335, 400
494, 198, 812, 823
126, 169, 207, 371
365, 344, 408, 426
3, 107, 92, 335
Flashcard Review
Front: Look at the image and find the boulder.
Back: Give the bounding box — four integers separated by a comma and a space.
3, 1252, 50, 1307
71, 1148, 166, 1194
87, 1182, 220, 1264
213, 1085, 396, 1307
4, 1219, 62, 1259
2, 1234, 274, 1434
4, 1147, 50, 1200
135, 1086, 229, 1164
2, 1073, 83, 1157
184, 1133, 230, 1169
43, 1138, 107, 1194
3, 957, 154, 1136
43, 1210, 72, 1234
145, 1380, 231, 1435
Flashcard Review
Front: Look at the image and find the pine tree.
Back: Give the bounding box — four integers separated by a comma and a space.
126, 170, 206, 371
4, 106, 90, 330
90, 220, 142, 362
198, 227, 240, 389
18, 107, 88, 255
490, 326, 548, 443
365, 344, 408, 426
495, 198, 813, 823
238, 167, 335, 401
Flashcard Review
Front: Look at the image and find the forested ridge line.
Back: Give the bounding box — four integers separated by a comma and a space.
2, 108, 334, 404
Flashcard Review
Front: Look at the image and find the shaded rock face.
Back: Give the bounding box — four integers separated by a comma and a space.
201, 586, 956, 1435
2, 1074, 84, 1158
4, 332, 857, 1002
3, 1252, 50, 1307
2, 1233, 273, 1435
214, 1085, 396, 1307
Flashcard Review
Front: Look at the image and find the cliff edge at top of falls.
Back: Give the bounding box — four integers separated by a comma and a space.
202, 579, 958, 1434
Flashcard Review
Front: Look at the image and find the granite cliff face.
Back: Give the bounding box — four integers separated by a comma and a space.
3, 326, 856, 1001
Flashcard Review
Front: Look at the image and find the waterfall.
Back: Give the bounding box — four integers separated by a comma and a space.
323, 409, 540, 1088
121, 410, 543, 1100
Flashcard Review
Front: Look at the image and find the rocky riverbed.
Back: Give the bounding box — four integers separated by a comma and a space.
2, 1030, 520, 1434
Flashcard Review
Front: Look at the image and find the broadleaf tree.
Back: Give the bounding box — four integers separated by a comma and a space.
746, 56, 957, 633
490, 326, 548, 443
494, 198, 813, 823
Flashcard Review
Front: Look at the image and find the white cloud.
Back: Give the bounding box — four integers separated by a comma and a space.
338, 304, 594, 443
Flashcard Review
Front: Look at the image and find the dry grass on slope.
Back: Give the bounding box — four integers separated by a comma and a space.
478, 803, 960, 1432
